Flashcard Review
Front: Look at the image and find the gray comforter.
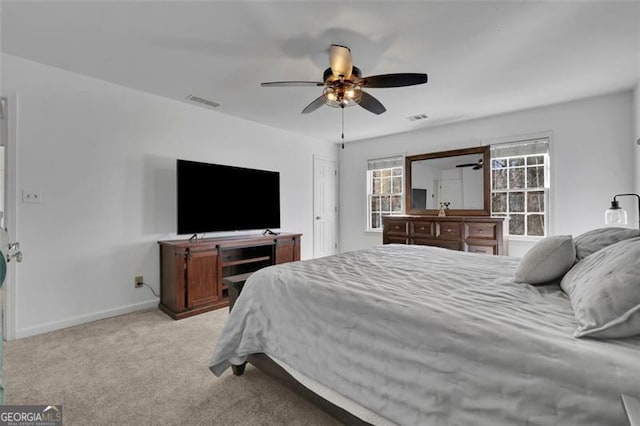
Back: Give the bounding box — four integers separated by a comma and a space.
209, 244, 640, 425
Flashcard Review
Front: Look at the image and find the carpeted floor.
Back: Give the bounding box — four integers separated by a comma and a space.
4, 308, 342, 425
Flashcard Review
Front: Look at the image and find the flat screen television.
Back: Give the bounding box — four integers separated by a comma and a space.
176, 159, 281, 234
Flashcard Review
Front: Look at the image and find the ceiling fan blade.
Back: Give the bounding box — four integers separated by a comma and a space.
357, 91, 386, 115
261, 81, 325, 87
362, 73, 428, 88
329, 44, 353, 80
301, 95, 327, 114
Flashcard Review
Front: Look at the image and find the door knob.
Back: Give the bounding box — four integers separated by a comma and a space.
316, 216, 321, 220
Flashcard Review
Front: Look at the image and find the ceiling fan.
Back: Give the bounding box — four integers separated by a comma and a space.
260, 44, 428, 115
456, 158, 483, 170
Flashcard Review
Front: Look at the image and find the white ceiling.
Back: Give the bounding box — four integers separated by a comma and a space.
2, 1, 639, 144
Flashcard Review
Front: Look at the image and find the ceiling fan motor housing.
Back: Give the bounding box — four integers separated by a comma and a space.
323, 66, 362, 83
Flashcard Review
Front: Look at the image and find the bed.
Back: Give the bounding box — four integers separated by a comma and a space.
209, 237, 640, 425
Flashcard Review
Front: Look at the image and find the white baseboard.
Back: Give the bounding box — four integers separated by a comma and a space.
14, 299, 159, 340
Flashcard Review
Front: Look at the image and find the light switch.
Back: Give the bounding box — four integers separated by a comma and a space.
22, 190, 42, 204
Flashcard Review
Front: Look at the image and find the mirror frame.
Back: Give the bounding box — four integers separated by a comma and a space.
405, 145, 491, 216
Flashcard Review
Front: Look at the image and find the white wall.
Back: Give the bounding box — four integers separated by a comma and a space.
635, 82, 640, 193
2, 54, 336, 338
461, 167, 483, 209
411, 162, 438, 209
339, 91, 635, 257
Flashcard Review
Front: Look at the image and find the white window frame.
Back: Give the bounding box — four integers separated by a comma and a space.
366, 155, 404, 232
490, 138, 550, 238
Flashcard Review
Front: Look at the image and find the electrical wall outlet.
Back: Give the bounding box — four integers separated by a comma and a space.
134, 275, 144, 288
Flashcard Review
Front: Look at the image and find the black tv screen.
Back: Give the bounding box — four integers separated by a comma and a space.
177, 159, 281, 234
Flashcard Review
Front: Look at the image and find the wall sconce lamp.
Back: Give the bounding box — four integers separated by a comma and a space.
604, 193, 640, 228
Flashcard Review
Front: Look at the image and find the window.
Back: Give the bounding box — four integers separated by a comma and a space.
367, 156, 404, 231
490, 138, 550, 237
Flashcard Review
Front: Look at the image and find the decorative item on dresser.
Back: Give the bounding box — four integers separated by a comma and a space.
157, 233, 301, 319
382, 215, 508, 255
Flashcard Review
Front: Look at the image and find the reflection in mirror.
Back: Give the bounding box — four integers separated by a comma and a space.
405, 146, 490, 216
411, 153, 484, 210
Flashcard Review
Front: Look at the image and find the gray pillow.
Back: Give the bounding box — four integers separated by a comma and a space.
560, 236, 640, 339
573, 227, 640, 262
513, 235, 575, 285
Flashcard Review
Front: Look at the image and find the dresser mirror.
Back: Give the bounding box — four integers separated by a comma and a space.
405, 146, 491, 216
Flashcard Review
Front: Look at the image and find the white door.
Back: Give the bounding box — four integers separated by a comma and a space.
439, 179, 463, 209
0, 96, 22, 404
313, 156, 337, 258
0, 95, 19, 344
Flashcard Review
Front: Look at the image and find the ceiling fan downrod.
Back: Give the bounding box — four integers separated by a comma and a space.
341, 105, 345, 141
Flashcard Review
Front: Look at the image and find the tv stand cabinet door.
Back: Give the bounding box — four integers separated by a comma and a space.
186, 250, 219, 308
275, 235, 301, 264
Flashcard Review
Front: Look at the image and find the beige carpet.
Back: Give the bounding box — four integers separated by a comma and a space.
4, 308, 342, 426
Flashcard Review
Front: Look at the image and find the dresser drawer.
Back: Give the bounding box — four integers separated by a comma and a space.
411, 221, 435, 237
385, 236, 410, 245
437, 222, 462, 240
466, 222, 497, 240
466, 243, 497, 255
384, 219, 409, 236
413, 238, 463, 251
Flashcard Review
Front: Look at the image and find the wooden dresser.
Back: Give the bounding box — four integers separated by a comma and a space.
382, 216, 508, 255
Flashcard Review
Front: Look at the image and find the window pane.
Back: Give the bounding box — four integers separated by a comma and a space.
509, 192, 525, 212
527, 191, 545, 213
490, 143, 549, 237
492, 159, 507, 169
509, 168, 525, 189
509, 157, 525, 167
527, 155, 544, 165
368, 160, 404, 230
391, 195, 402, 212
373, 178, 381, 195
493, 169, 508, 190
492, 193, 507, 213
371, 196, 380, 212
527, 214, 545, 236
509, 214, 524, 235
371, 213, 381, 229
392, 176, 403, 194
381, 196, 390, 212
381, 177, 391, 194
527, 166, 544, 188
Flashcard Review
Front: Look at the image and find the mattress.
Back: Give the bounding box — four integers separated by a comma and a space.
209, 244, 640, 425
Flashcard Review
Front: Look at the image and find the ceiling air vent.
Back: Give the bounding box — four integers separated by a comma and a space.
406, 113, 428, 122
185, 95, 220, 109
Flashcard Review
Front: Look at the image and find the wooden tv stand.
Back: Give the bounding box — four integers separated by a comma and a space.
157, 232, 301, 319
